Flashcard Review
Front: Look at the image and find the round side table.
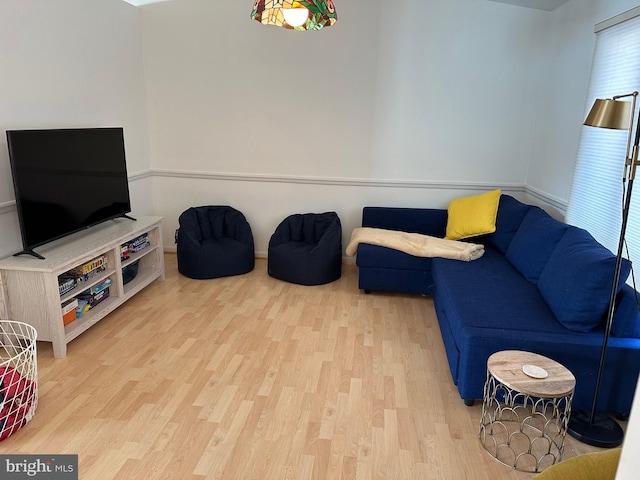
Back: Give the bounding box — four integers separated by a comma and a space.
479, 350, 576, 473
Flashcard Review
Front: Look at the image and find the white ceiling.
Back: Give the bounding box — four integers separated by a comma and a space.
486, 0, 571, 11
122, 0, 171, 6
121, 0, 572, 10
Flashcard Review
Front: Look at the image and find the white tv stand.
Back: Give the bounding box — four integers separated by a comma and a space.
0, 216, 165, 358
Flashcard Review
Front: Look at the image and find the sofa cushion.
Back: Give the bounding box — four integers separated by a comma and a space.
485, 195, 532, 254
356, 243, 434, 271
611, 284, 640, 338
505, 207, 568, 284
445, 189, 501, 240
362, 207, 448, 237
537, 227, 632, 332
432, 246, 566, 334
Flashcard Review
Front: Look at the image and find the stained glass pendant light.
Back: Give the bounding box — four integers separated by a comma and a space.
251, 0, 337, 31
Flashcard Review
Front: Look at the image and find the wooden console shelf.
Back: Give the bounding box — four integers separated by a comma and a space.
0, 216, 165, 358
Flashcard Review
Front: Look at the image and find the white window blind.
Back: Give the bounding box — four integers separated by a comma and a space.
566, 12, 640, 278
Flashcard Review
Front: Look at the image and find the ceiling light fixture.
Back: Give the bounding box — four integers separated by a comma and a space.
282, 7, 309, 27
251, 0, 337, 31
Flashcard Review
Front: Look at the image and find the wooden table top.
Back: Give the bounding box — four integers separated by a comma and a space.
487, 350, 576, 398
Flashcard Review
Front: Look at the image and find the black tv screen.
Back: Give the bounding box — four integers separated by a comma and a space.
6, 127, 132, 256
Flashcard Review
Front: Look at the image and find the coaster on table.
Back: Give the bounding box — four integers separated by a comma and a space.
522, 364, 548, 379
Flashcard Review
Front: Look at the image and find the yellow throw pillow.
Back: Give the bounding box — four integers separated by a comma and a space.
445, 189, 501, 240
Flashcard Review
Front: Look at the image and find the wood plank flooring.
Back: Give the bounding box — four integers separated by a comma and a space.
0, 254, 601, 479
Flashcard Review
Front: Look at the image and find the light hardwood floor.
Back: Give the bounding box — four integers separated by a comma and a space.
1, 254, 601, 479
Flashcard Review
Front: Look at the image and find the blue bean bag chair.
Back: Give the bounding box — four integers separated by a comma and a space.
268, 212, 342, 285
177, 206, 254, 279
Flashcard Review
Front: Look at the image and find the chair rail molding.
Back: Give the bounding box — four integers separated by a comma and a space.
525, 185, 568, 214
151, 168, 525, 192
0, 201, 15, 216
2, 170, 567, 217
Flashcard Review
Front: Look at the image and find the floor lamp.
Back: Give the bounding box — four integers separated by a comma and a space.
568, 91, 639, 448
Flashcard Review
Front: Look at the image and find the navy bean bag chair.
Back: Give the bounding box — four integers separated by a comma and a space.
177, 206, 255, 279
268, 212, 342, 286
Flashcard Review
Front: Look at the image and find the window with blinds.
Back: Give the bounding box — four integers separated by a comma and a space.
566, 8, 640, 281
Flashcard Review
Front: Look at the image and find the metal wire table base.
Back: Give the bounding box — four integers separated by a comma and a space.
479, 373, 574, 473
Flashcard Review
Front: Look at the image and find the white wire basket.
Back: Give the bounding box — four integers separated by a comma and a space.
0, 321, 38, 441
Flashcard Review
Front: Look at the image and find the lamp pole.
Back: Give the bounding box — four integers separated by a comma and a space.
568, 92, 639, 448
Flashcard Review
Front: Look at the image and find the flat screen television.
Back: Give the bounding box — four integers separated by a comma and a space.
6, 127, 133, 259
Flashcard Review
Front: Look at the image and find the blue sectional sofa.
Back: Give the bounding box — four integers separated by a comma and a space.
355, 195, 640, 414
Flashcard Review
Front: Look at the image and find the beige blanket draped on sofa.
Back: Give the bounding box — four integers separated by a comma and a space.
346, 227, 484, 262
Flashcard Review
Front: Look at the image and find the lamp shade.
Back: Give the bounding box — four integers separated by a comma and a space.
584, 98, 632, 130
251, 0, 337, 31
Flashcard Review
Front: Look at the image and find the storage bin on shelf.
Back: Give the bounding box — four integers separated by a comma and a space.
0, 321, 38, 441
122, 260, 139, 285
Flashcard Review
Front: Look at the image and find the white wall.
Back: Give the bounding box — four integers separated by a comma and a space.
0, 0, 152, 259
369, 0, 547, 184
526, 0, 598, 206
140, 0, 548, 254
527, 0, 640, 207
